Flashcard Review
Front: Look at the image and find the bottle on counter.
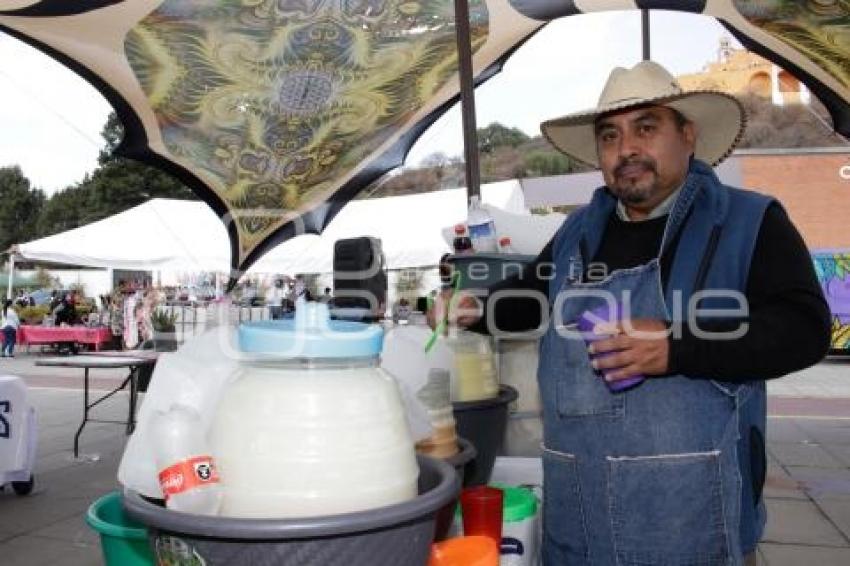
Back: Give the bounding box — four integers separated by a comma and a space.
152, 404, 222, 515
452, 224, 474, 255
467, 196, 498, 253
498, 236, 517, 254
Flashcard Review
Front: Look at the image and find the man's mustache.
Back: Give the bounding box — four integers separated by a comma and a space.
614, 158, 656, 178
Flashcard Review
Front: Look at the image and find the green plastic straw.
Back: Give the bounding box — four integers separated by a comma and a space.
425, 270, 462, 353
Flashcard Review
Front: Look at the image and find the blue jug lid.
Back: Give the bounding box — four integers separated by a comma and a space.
238, 302, 383, 359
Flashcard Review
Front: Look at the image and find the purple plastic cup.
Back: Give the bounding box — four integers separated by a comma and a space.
576, 302, 645, 393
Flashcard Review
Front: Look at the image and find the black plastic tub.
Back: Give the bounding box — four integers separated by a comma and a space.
453, 385, 519, 486
123, 455, 459, 566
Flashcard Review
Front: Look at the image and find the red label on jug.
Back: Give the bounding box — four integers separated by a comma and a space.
158, 456, 220, 500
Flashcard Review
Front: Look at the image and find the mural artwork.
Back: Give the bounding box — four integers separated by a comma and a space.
812, 251, 850, 352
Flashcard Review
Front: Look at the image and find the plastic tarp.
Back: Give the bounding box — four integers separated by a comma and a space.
14, 180, 527, 274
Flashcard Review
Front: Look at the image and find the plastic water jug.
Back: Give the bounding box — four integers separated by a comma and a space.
209, 302, 419, 518
152, 405, 222, 515
467, 196, 498, 253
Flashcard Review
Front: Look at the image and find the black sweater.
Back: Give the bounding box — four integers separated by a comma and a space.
471, 203, 831, 381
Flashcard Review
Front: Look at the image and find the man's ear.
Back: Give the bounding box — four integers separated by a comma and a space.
683, 121, 697, 152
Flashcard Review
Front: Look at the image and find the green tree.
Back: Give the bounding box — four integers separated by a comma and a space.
84, 112, 197, 220
523, 151, 575, 176
0, 166, 46, 251
34, 267, 57, 288
477, 122, 530, 154
36, 112, 198, 237
35, 184, 88, 237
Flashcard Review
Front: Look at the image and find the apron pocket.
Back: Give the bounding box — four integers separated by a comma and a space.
542, 448, 589, 562
556, 370, 625, 418
608, 451, 730, 565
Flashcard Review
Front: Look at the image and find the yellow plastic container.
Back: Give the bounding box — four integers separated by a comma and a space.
446, 332, 498, 402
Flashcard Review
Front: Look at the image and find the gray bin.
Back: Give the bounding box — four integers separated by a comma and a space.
433, 437, 477, 541
123, 455, 459, 566
444, 437, 477, 479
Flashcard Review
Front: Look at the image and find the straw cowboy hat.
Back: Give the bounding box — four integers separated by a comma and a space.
540, 60, 746, 167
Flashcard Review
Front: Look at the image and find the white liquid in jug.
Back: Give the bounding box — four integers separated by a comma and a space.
210, 365, 419, 518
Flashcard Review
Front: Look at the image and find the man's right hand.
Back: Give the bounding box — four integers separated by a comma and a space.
426, 290, 483, 330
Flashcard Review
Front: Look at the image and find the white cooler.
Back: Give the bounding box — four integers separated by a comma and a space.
0, 375, 37, 494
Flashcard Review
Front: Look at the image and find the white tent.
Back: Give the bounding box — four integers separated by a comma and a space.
253, 179, 526, 273
13, 180, 527, 277
14, 199, 230, 272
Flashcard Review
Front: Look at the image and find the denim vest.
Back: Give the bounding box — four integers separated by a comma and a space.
539, 160, 772, 565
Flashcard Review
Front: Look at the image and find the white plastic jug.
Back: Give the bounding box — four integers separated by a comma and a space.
209, 302, 419, 518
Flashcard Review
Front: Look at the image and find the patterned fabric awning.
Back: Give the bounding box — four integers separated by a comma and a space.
1, 1, 848, 273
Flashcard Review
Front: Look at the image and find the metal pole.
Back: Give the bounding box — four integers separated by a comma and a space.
642, 10, 651, 61
454, 0, 481, 203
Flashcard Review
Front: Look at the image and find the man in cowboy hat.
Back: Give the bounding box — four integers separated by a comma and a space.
431, 61, 830, 565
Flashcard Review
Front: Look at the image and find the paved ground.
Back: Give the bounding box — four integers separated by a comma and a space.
0, 352, 848, 565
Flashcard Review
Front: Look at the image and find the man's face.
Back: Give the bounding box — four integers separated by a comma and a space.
595, 106, 696, 214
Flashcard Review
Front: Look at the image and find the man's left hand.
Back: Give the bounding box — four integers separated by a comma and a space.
588, 319, 670, 381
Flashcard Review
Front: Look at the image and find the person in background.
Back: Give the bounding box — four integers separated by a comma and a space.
135, 289, 156, 345
2, 300, 21, 358
268, 277, 291, 319
269, 277, 287, 304
53, 293, 77, 326
291, 275, 312, 303
48, 290, 60, 313
109, 281, 127, 350
394, 297, 412, 323
52, 293, 80, 354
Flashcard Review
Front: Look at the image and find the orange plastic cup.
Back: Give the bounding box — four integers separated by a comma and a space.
428, 536, 499, 566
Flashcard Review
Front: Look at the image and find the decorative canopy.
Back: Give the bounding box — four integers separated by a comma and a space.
1, 1, 847, 274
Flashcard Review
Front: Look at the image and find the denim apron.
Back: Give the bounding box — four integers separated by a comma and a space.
539, 161, 771, 565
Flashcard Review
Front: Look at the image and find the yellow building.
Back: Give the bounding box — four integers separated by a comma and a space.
678, 38, 809, 106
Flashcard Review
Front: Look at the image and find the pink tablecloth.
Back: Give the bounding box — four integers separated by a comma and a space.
16, 326, 113, 351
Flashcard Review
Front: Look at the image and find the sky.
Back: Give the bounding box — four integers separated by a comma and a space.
0, 10, 737, 195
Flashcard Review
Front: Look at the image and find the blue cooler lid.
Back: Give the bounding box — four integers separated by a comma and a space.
239, 302, 383, 359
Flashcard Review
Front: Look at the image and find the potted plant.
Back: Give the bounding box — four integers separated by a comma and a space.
150, 309, 179, 352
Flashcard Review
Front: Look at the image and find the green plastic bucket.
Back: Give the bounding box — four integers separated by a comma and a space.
86, 491, 155, 566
